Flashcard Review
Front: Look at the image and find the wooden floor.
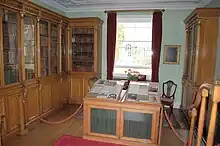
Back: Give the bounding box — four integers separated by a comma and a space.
3, 105, 188, 146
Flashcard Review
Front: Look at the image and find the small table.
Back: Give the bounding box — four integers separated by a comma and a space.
83, 80, 163, 146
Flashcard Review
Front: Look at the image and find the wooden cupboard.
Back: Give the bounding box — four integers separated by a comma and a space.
69, 18, 103, 104
83, 97, 163, 146
181, 8, 220, 117
0, 0, 103, 138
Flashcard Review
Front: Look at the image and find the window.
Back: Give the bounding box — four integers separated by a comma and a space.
113, 14, 152, 80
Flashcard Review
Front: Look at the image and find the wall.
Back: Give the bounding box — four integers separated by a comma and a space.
66, 10, 192, 108
206, 0, 220, 7
159, 10, 192, 108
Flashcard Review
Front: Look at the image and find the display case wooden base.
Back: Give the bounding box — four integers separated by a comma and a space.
83, 98, 163, 146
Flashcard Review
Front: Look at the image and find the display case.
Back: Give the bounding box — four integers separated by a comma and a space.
83, 79, 162, 146
2, 9, 19, 85
40, 20, 49, 77
24, 16, 36, 80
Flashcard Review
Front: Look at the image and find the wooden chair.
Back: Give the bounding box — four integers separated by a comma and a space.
161, 80, 177, 115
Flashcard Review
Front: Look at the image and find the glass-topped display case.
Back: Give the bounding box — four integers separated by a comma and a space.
2, 9, 19, 85
72, 27, 94, 72
87, 80, 160, 103
40, 20, 49, 77
24, 16, 35, 80
50, 23, 58, 74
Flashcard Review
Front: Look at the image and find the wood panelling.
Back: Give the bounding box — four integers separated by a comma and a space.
25, 84, 40, 122
41, 84, 51, 113
7, 93, 20, 131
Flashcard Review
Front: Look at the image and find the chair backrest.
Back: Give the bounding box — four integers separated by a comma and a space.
162, 80, 177, 99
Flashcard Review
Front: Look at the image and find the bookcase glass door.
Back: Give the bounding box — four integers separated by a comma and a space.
122, 110, 153, 141
90, 108, 117, 136
40, 20, 49, 76
1, 9, 19, 85
72, 27, 94, 72
24, 16, 35, 80
50, 23, 58, 74
61, 26, 67, 72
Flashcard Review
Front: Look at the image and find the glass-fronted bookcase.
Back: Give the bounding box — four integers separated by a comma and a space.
69, 18, 103, 104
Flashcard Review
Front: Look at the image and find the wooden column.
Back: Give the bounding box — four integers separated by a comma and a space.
18, 11, 28, 135
36, 16, 41, 78
36, 16, 43, 114
67, 25, 71, 73
188, 108, 197, 146
19, 12, 25, 81
206, 85, 220, 146
196, 88, 208, 146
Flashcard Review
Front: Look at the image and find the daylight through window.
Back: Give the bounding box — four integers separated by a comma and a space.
113, 14, 153, 80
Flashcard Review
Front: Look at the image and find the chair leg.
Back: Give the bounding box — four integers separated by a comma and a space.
170, 105, 174, 115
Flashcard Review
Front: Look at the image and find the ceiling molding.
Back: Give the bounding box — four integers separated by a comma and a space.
33, 0, 211, 13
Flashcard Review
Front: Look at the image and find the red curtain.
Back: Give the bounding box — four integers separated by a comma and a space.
151, 12, 163, 82
107, 12, 117, 80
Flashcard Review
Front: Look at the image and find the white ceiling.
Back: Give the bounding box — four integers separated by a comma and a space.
35, 0, 213, 12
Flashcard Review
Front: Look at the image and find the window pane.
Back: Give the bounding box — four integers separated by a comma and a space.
50, 23, 58, 74
72, 28, 94, 72
24, 16, 35, 80
40, 20, 49, 76
3, 10, 19, 84
114, 20, 152, 80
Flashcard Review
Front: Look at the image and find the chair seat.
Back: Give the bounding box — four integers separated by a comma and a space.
161, 97, 173, 105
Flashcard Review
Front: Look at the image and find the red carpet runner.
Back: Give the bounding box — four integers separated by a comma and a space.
54, 135, 125, 146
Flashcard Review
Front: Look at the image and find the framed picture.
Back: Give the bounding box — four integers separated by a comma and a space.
163, 45, 181, 64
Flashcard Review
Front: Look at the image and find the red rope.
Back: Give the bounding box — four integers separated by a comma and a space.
39, 104, 83, 125
163, 109, 188, 145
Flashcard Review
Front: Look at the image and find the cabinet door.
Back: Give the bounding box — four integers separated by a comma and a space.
2, 10, 19, 85
190, 24, 198, 82
40, 20, 49, 77
70, 77, 83, 103
87, 105, 120, 138
23, 16, 36, 80
120, 108, 158, 144
71, 27, 94, 72
50, 23, 58, 75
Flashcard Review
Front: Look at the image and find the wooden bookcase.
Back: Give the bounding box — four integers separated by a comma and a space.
69, 18, 103, 104
0, 0, 103, 138
181, 8, 220, 145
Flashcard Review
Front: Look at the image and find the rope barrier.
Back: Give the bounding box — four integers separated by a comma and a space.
38, 76, 98, 125
163, 108, 188, 145
39, 104, 83, 125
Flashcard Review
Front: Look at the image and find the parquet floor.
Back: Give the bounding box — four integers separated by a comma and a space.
3, 105, 188, 146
